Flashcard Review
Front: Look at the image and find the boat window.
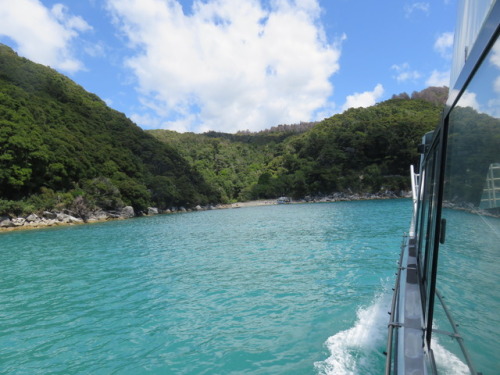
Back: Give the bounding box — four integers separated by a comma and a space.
421, 143, 441, 324
415, 131, 438, 286
436, 35, 500, 374
416, 149, 435, 292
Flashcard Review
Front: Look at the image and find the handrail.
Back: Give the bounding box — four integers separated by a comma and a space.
384, 233, 408, 375
409, 165, 419, 237
410, 165, 418, 211
434, 289, 479, 375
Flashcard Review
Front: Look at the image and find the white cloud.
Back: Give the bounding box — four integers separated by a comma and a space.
132, 111, 199, 133
342, 84, 384, 112
489, 42, 500, 111
130, 112, 163, 129
494, 76, 500, 93
404, 2, 430, 18
51, 4, 92, 32
391, 63, 421, 83
313, 101, 338, 121
106, 0, 341, 133
486, 97, 500, 118
450, 89, 480, 111
426, 70, 450, 87
490, 40, 500, 68
434, 32, 453, 59
0, 0, 91, 73
83, 41, 106, 58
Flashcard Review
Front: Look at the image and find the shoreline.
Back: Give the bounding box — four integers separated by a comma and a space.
0, 191, 410, 233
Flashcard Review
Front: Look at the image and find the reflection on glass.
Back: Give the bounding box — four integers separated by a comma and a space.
479, 163, 500, 210
450, 0, 495, 88
438, 37, 500, 373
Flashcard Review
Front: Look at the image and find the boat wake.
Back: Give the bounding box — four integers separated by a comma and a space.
314, 285, 470, 375
431, 337, 469, 375
314, 288, 390, 375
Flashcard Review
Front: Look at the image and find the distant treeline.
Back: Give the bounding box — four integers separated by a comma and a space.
0, 42, 444, 217
237, 121, 318, 135
149, 96, 442, 202
391, 86, 448, 106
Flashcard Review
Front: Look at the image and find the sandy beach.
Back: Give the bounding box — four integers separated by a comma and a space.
228, 200, 277, 208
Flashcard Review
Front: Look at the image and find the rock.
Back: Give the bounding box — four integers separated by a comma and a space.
400, 190, 411, 198
88, 210, 109, 222
57, 213, 79, 224
11, 218, 26, 226
26, 220, 42, 227
107, 211, 121, 218
179, 207, 187, 212
56, 213, 69, 222
121, 206, 135, 218
26, 213, 39, 222
68, 215, 83, 224
195, 205, 203, 211
147, 207, 159, 215
43, 219, 57, 226
43, 211, 57, 219
0, 216, 14, 228
55, 213, 82, 224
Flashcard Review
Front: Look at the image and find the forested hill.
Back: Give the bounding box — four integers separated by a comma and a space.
0, 44, 219, 216
0, 42, 443, 218
148, 97, 442, 202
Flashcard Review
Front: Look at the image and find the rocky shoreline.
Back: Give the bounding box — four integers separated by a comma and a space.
0, 206, 136, 232
0, 190, 410, 232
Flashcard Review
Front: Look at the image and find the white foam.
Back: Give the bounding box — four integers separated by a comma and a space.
314, 286, 471, 375
431, 338, 469, 375
314, 290, 391, 375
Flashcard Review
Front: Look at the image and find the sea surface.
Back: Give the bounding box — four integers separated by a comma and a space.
0, 199, 465, 374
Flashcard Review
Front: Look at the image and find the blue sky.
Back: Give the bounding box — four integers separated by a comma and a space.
0, 0, 457, 133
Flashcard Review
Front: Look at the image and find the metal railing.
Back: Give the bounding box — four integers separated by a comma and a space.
433, 288, 480, 375
385, 251, 480, 375
384, 233, 407, 375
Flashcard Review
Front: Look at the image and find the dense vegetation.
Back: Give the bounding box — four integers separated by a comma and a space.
0, 42, 444, 218
149, 98, 442, 201
0, 44, 219, 217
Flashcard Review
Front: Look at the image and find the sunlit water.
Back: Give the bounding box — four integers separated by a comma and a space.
1, 199, 416, 374
432, 208, 500, 374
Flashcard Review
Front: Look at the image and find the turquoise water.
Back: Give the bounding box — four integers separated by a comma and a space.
433, 209, 500, 374
1, 200, 411, 374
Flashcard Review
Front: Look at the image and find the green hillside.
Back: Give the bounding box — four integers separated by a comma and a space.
0, 44, 219, 217
0, 42, 443, 218
149, 98, 442, 201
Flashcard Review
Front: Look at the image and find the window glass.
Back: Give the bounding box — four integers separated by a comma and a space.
416, 151, 435, 301
450, 0, 495, 88
422, 147, 440, 326
437, 36, 500, 373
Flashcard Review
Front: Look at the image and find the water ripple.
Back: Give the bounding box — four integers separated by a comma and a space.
0, 200, 411, 374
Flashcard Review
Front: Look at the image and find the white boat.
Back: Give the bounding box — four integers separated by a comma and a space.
385, 1, 500, 374
277, 196, 291, 204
